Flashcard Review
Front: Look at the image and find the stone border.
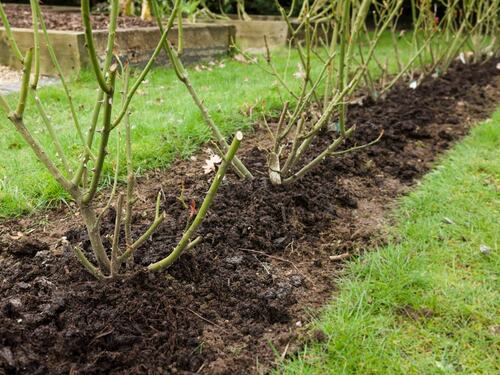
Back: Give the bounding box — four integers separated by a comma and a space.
0, 24, 236, 76
202, 16, 287, 50
204, 16, 331, 50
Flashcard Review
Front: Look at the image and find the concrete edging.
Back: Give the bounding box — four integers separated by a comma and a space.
0, 24, 236, 76
204, 16, 331, 50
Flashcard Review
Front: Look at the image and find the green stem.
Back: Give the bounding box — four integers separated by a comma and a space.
96, 126, 121, 226
177, 8, 184, 54
81, 0, 110, 93
337, 0, 351, 136
380, 34, 435, 96
83, 65, 118, 205
33, 95, 71, 175
148, 131, 243, 271
151, 0, 253, 180
111, 194, 124, 276
123, 65, 135, 249
282, 127, 355, 185
79, 205, 111, 271
33, 1, 92, 157
111, 0, 181, 129
280, 114, 306, 176
73, 245, 105, 280
0, 95, 10, 114
0, 1, 23, 61
29, 0, 40, 89
7, 114, 78, 197
72, 91, 104, 186
104, 0, 120, 72
119, 192, 164, 263
15, 50, 33, 119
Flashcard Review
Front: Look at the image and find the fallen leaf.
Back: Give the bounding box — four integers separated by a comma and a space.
189, 199, 197, 218
203, 153, 222, 174
442, 217, 455, 225
458, 52, 466, 64
489, 325, 500, 335
293, 63, 306, 80
233, 54, 249, 64
480, 244, 491, 255
9, 232, 24, 240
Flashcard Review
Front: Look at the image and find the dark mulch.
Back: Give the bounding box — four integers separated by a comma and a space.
0, 4, 158, 31
0, 59, 499, 374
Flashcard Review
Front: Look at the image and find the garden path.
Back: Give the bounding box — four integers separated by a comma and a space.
0, 64, 59, 94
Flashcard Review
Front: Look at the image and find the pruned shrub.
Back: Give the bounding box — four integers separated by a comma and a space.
0, 0, 244, 279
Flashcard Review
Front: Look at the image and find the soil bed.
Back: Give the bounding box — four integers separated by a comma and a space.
1, 59, 499, 374
0, 4, 157, 31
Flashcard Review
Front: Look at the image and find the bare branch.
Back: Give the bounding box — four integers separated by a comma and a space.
148, 131, 244, 271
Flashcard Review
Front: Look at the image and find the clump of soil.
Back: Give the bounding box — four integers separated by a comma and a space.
1, 59, 499, 374
0, 4, 158, 31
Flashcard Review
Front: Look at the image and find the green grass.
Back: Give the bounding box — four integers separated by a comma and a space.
0, 55, 285, 217
0, 32, 433, 218
279, 108, 500, 374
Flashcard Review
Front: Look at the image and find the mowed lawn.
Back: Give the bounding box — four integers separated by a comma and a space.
279, 108, 500, 374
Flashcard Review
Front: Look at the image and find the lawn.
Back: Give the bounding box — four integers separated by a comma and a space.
0, 32, 427, 218
279, 108, 500, 374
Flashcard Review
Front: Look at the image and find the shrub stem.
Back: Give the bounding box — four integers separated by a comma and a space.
148, 131, 244, 271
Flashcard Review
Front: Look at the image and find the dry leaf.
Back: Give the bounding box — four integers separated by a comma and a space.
480, 244, 491, 255
458, 52, 466, 64
9, 232, 24, 240
203, 153, 222, 174
293, 63, 306, 80
234, 54, 249, 64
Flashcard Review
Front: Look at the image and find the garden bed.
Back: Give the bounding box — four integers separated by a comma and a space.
0, 59, 499, 374
0, 4, 158, 30
0, 4, 235, 76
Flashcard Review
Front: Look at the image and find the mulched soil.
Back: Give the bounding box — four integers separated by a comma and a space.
0, 4, 158, 31
0, 59, 499, 374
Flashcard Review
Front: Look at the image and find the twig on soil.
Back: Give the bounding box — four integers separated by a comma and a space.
185, 308, 228, 333
253, 255, 271, 275
196, 363, 206, 373
329, 252, 351, 261
239, 248, 312, 283
94, 327, 114, 340
280, 341, 291, 361
88, 326, 114, 346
